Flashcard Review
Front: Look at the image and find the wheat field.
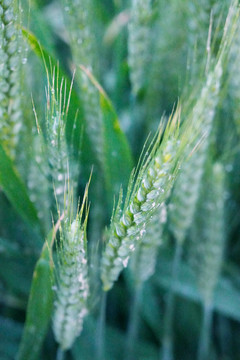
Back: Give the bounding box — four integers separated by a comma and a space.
0, 1, 240, 360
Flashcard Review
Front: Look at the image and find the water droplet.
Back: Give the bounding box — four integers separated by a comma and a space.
140, 229, 146, 236
123, 257, 129, 268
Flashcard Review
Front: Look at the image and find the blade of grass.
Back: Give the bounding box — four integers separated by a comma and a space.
0, 143, 41, 234
17, 216, 63, 360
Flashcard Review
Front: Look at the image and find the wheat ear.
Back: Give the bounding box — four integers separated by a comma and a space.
228, 20, 240, 136
61, 0, 104, 166
45, 69, 78, 212
128, 0, 153, 96
189, 162, 225, 360
101, 109, 183, 291
0, 0, 23, 158
52, 187, 90, 351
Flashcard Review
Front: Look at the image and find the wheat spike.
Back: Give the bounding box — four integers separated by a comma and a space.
128, 0, 153, 96
46, 71, 78, 212
61, 0, 104, 166
228, 20, 240, 136
130, 203, 167, 285
27, 134, 51, 233
0, 0, 23, 158
189, 162, 225, 304
169, 57, 223, 245
101, 111, 182, 291
52, 191, 89, 351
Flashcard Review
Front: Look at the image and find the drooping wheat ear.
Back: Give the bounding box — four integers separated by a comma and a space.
61, 0, 103, 166
52, 188, 89, 351
130, 203, 167, 285
189, 162, 225, 305
101, 110, 184, 291
228, 20, 240, 136
46, 69, 78, 212
128, 0, 153, 96
0, 0, 23, 158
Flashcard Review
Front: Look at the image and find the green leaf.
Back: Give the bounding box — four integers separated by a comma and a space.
79, 65, 134, 205
0, 143, 41, 233
17, 230, 55, 360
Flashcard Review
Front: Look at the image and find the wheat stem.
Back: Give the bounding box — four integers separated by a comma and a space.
125, 283, 142, 360
95, 290, 107, 360
197, 302, 213, 360
161, 241, 183, 360
56, 347, 65, 360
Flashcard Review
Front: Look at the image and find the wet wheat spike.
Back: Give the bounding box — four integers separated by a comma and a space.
169, 58, 223, 245
189, 162, 225, 305
0, 0, 22, 158
46, 74, 78, 212
52, 209, 89, 350
101, 115, 181, 291
130, 203, 167, 285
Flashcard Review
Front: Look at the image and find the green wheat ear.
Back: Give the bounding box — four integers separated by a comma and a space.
128, 0, 153, 96
228, 19, 240, 137
0, 0, 23, 159
45, 68, 78, 213
130, 203, 167, 285
188, 160, 225, 360
189, 161, 225, 305
60, 0, 104, 167
100, 108, 185, 291
169, 0, 239, 246
52, 185, 90, 351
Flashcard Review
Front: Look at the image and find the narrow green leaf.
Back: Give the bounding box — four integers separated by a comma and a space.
100, 93, 133, 198
79, 65, 134, 204
17, 229, 56, 360
0, 143, 40, 232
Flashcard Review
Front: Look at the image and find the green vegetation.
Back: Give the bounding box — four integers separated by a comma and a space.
1, 1, 240, 360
